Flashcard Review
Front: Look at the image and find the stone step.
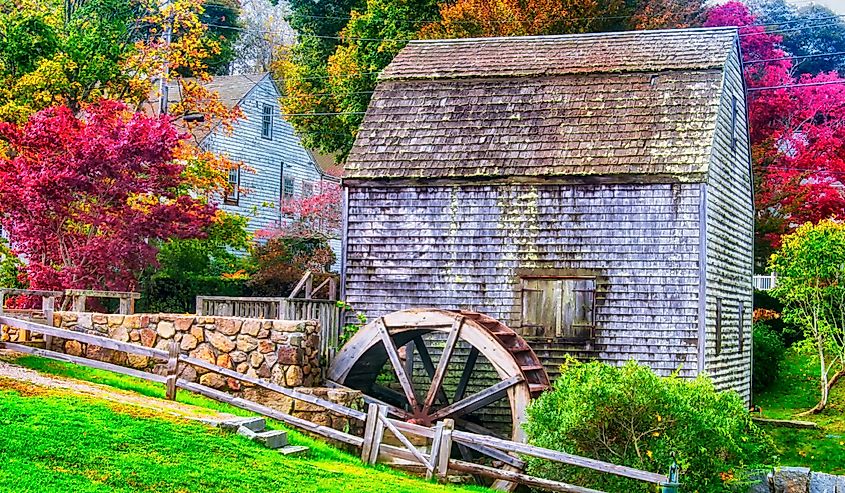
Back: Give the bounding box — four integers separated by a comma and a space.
254, 430, 289, 449
278, 445, 310, 457
218, 417, 266, 433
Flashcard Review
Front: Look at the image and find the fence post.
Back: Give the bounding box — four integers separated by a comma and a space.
73, 294, 86, 312
42, 296, 55, 350
435, 419, 454, 482
361, 403, 387, 465
427, 420, 446, 480
165, 341, 180, 400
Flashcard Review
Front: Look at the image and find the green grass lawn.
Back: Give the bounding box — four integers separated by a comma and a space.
753, 348, 845, 474
0, 355, 482, 493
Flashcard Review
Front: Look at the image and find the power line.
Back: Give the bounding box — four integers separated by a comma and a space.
748, 80, 845, 91
745, 50, 845, 65
287, 13, 633, 25
740, 20, 845, 36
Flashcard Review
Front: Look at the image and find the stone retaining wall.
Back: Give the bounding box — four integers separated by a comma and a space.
749, 467, 845, 493
53, 312, 322, 390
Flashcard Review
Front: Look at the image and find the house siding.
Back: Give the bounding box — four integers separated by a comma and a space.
344, 182, 703, 380
703, 42, 754, 403
202, 75, 341, 271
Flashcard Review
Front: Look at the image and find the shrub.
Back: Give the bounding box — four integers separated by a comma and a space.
753, 322, 786, 392
524, 359, 776, 493
247, 237, 336, 296
137, 274, 250, 314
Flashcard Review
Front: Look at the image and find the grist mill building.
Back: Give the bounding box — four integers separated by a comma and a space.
341, 27, 754, 402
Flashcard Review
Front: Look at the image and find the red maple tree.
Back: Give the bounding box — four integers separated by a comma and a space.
0, 100, 215, 291
707, 2, 845, 266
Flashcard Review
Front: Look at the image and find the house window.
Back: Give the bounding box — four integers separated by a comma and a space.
520, 277, 595, 340
261, 104, 273, 140
283, 176, 295, 200
225, 165, 240, 205
302, 181, 314, 197
715, 298, 723, 355
730, 96, 738, 152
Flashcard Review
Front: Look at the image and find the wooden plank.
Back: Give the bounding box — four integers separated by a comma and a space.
378, 412, 432, 469
453, 347, 479, 402
449, 459, 607, 493
436, 419, 455, 481
422, 317, 463, 414
177, 380, 364, 447
429, 375, 523, 422
752, 417, 820, 429
451, 431, 668, 484
368, 405, 388, 465
0, 315, 168, 360
1, 342, 168, 384
376, 318, 419, 411
64, 289, 141, 299
180, 355, 366, 421
0, 289, 63, 297
165, 341, 180, 400
288, 271, 312, 300
325, 380, 413, 420
427, 420, 445, 480
361, 403, 380, 463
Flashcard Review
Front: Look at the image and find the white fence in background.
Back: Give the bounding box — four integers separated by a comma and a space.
753, 274, 777, 291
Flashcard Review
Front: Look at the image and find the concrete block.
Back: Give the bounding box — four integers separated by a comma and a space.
773, 467, 811, 493
278, 445, 309, 457
255, 430, 288, 449
218, 417, 266, 432
237, 425, 258, 440
810, 472, 839, 493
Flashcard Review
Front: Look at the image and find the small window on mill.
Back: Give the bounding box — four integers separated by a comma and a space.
520, 277, 595, 340
224, 165, 240, 205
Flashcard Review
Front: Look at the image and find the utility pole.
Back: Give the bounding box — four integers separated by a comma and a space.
158, 0, 173, 116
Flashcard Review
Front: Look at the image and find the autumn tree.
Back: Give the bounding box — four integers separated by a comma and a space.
770, 220, 845, 413
706, 2, 845, 268
279, 0, 707, 160
0, 101, 215, 291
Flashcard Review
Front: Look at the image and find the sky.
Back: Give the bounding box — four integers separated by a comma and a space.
788, 0, 845, 13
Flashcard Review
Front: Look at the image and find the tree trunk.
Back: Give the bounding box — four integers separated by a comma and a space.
800, 336, 829, 415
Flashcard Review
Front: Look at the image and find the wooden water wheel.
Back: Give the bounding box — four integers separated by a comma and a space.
327, 308, 550, 443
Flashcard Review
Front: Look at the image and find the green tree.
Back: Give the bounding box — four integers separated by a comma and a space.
770, 219, 845, 413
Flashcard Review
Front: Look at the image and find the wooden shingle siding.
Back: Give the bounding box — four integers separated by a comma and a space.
345, 183, 703, 379
703, 42, 754, 403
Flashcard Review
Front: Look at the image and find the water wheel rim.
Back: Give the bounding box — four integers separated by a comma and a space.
328, 308, 545, 443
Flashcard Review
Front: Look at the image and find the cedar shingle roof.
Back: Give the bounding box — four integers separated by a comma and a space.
345, 27, 739, 180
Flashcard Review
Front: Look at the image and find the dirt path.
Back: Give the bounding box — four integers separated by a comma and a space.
0, 350, 237, 424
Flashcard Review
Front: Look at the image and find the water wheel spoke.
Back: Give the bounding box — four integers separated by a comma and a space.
367, 385, 415, 419
413, 336, 450, 406
376, 317, 420, 411
429, 374, 524, 422
422, 317, 464, 414
454, 346, 479, 402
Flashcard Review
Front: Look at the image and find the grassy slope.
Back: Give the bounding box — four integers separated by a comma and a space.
0, 356, 482, 493
753, 348, 845, 474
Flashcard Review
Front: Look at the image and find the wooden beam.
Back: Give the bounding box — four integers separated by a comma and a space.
378, 412, 432, 470
165, 341, 180, 400
449, 460, 607, 493
0, 315, 168, 360
453, 347, 479, 402
181, 355, 366, 421
2, 342, 168, 384
325, 380, 413, 420
422, 317, 463, 415
751, 417, 820, 429
451, 431, 668, 484
361, 403, 381, 464
412, 336, 450, 407
376, 318, 419, 411
429, 374, 523, 422
288, 271, 312, 299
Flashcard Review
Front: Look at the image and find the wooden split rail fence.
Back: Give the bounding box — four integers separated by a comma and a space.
0, 314, 678, 493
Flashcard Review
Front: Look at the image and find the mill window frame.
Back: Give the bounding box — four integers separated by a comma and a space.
224, 165, 240, 205
261, 104, 274, 140
519, 276, 596, 341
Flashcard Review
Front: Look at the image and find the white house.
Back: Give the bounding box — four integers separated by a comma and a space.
161, 74, 342, 270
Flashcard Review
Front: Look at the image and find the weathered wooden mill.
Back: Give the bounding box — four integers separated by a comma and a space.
329, 26, 754, 445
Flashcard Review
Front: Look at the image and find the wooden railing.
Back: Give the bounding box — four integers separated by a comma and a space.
0, 314, 678, 493
195, 296, 343, 365
64, 289, 140, 314
753, 274, 777, 291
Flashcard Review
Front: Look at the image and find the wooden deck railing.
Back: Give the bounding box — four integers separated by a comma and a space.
0, 314, 677, 493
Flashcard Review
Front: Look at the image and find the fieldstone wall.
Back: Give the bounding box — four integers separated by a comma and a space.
243, 387, 365, 437
749, 467, 845, 493
53, 312, 322, 390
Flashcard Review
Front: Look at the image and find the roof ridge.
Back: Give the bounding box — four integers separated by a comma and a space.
408, 26, 738, 45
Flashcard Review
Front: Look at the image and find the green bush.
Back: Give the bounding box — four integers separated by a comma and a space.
524, 359, 776, 493
753, 322, 786, 393
137, 274, 249, 314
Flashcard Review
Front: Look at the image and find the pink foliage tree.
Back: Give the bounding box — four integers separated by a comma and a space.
707, 2, 845, 265
0, 100, 215, 291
